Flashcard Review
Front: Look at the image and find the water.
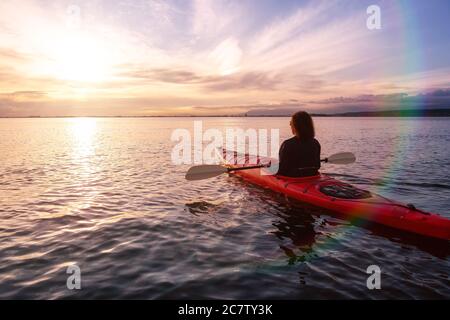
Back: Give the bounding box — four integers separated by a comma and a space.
0, 117, 449, 299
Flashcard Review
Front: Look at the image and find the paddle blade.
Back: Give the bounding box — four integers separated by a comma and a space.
326, 152, 356, 164
185, 165, 228, 181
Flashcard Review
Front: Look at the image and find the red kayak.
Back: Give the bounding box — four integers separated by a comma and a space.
222, 149, 450, 241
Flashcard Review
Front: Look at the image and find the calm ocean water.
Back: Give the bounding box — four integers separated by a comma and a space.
0, 117, 449, 299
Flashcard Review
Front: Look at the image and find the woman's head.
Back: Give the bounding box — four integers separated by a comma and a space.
290, 111, 315, 139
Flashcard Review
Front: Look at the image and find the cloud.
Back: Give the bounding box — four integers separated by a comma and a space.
1, 87, 449, 117
0, 48, 29, 61
421, 88, 450, 97
121, 68, 202, 84
203, 72, 282, 91
249, 1, 332, 57
0, 1, 449, 116
2, 91, 47, 99
174, 101, 304, 116
121, 66, 282, 92
312, 89, 450, 105
208, 38, 242, 76
305, 89, 450, 113
191, 0, 242, 40
311, 93, 409, 104
216, 88, 450, 116
245, 1, 369, 77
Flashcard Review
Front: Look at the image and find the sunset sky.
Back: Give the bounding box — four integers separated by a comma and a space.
0, 0, 449, 116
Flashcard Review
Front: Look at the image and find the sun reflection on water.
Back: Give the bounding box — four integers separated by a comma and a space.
67, 118, 97, 154
65, 118, 100, 216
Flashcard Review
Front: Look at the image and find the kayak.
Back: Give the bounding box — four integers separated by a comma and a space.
221, 149, 450, 241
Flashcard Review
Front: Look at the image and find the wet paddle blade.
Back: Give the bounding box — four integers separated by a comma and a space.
185, 165, 228, 181
326, 152, 356, 164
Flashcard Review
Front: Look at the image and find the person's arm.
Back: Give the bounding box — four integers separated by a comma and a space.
314, 140, 321, 171
277, 141, 291, 176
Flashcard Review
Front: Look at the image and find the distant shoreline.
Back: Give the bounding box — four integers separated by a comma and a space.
1, 109, 450, 118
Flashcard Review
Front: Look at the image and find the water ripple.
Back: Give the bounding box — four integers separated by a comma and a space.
0, 117, 449, 299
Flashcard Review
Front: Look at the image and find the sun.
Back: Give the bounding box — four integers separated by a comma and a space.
51, 33, 114, 82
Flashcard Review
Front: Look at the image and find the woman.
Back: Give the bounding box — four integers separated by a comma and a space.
277, 111, 321, 177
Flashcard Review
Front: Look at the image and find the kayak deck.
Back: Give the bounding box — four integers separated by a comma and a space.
221, 149, 450, 241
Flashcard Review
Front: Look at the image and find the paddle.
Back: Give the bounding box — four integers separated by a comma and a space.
185, 152, 356, 181
322, 152, 356, 164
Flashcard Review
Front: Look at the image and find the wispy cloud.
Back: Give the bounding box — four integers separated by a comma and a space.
2, 91, 48, 99
0, 0, 449, 116
191, 0, 243, 40
121, 66, 281, 92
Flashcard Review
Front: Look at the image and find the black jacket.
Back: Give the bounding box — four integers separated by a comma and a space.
277, 137, 321, 177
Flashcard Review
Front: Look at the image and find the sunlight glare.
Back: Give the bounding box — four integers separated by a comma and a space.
52, 33, 113, 82
68, 118, 97, 147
